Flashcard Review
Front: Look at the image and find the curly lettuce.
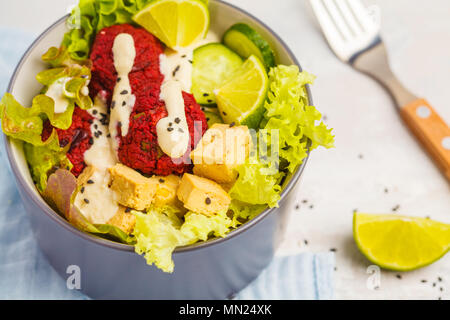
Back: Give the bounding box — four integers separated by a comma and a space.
133, 207, 231, 273
229, 65, 334, 218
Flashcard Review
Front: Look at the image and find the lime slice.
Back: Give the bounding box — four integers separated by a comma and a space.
354, 213, 450, 271
133, 0, 209, 48
215, 55, 268, 129
223, 23, 276, 70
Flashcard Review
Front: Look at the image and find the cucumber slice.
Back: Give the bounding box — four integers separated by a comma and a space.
223, 23, 276, 70
204, 111, 223, 127
192, 43, 243, 105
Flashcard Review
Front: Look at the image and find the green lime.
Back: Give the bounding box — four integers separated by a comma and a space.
192, 43, 243, 105
133, 0, 209, 48
354, 212, 450, 271
223, 23, 276, 70
215, 55, 268, 129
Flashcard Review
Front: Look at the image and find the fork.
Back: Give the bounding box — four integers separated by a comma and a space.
310, 0, 450, 181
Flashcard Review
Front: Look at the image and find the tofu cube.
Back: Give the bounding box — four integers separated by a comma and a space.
107, 206, 136, 234
151, 174, 182, 208
191, 124, 252, 183
177, 173, 231, 216
109, 164, 157, 210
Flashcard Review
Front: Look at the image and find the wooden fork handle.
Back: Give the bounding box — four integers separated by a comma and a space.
400, 99, 450, 181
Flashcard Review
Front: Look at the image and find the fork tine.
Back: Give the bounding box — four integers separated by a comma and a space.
310, 0, 346, 47
345, 0, 378, 33
334, 0, 364, 37
322, 0, 353, 41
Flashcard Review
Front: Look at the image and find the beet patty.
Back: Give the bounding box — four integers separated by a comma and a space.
89, 24, 207, 176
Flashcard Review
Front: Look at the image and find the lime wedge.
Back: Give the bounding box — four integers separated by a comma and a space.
215, 55, 268, 129
133, 0, 209, 48
354, 213, 450, 271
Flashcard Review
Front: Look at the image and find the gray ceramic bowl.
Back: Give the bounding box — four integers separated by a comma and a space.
4, 0, 311, 299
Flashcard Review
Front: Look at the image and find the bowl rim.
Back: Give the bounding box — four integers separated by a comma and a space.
3, 0, 311, 254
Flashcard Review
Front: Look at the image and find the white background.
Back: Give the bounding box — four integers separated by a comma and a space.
1, 0, 449, 300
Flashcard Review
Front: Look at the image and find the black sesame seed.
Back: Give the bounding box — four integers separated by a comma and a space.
203, 93, 209, 97
122, 101, 126, 107
84, 198, 90, 204
188, 60, 193, 64
178, 128, 184, 133
111, 101, 116, 109
169, 122, 173, 127
440, 287, 444, 292
396, 274, 402, 279
93, 109, 98, 115
304, 240, 308, 245
80, 187, 85, 193
206, 118, 210, 121
229, 122, 236, 128
94, 124, 98, 129
205, 197, 211, 205
302, 199, 308, 204
159, 178, 165, 183
125, 207, 132, 213
94, 132, 100, 138
88, 138, 94, 145
207, 99, 213, 103
433, 283, 437, 287
421, 279, 427, 283
181, 54, 187, 58
117, 77, 121, 82
118, 121, 122, 128
222, 111, 227, 116
330, 248, 337, 252
295, 204, 300, 210
88, 119, 94, 124
87, 179, 94, 184
438, 277, 443, 282
120, 90, 128, 95
107, 133, 111, 138
81, 75, 89, 79
174, 117, 181, 124
384, 188, 389, 193
167, 127, 174, 132
392, 205, 400, 212
172, 65, 181, 77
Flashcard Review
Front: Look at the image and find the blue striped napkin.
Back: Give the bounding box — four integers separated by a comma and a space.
0, 27, 334, 300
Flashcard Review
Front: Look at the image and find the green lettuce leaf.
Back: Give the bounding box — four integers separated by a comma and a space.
133, 207, 232, 273
228, 65, 334, 217
24, 142, 72, 192
42, 169, 135, 244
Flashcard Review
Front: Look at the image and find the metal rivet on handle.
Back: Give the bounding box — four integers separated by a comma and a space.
416, 106, 431, 118
442, 137, 450, 150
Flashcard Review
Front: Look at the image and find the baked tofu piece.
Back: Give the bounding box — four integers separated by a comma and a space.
107, 206, 136, 234
109, 164, 158, 210
152, 175, 182, 208
177, 173, 231, 216
191, 123, 251, 183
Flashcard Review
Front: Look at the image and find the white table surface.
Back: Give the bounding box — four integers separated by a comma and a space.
1, 0, 449, 300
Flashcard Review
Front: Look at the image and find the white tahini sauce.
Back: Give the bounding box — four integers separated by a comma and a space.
74, 168, 119, 225
157, 80, 190, 158
74, 95, 120, 225
84, 96, 118, 169
109, 33, 136, 155
157, 31, 219, 158
46, 77, 72, 113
